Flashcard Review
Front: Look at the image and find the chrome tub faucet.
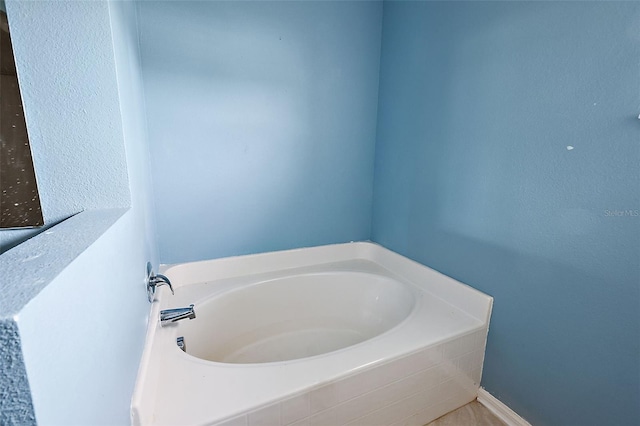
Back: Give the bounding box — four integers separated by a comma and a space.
146, 262, 174, 303
146, 262, 197, 326
160, 304, 196, 326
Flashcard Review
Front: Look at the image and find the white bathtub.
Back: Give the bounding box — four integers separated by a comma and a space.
131, 242, 493, 426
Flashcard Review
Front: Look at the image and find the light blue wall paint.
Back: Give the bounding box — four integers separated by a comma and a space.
3, 0, 158, 423
0, 0, 131, 252
110, 0, 158, 265
372, 2, 640, 425
137, 1, 382, 263
18, 211, 152, 425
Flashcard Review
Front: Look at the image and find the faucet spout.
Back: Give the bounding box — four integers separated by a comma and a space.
160, 304, 196, 326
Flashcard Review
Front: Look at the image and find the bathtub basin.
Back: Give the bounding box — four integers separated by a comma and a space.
181, 272, 416, 364
131, 242, 493, 426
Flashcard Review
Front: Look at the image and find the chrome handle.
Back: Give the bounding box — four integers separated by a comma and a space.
151, 273, 174, 293
146, 262, 174, 303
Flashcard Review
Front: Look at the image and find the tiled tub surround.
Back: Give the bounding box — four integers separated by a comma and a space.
131, 243, 492, 425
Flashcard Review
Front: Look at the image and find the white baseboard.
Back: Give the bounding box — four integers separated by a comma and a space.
477, 388, 531, 426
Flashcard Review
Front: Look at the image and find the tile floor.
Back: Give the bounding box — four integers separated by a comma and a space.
425, 401, 506, 426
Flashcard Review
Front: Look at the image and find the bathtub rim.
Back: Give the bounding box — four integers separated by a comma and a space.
159, 241, 492, 324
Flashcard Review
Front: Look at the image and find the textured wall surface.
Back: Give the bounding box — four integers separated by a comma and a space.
18, 211, 154, 425
372, 2, 640, 425
137, 1, 383, 263
0, 209, 125, 319
0, 0, 131, 252
1, 0, 158, 424
0, 321, 35, 426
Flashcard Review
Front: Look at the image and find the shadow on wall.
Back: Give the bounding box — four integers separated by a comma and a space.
0, 213, 75, 254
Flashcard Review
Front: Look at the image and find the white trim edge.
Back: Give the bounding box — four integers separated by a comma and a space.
477, 388, 532, 426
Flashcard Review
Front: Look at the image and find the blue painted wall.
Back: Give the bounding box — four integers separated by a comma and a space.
4, 0, 158, 423
372, 2, 640, 425
137, 1, 383, 264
